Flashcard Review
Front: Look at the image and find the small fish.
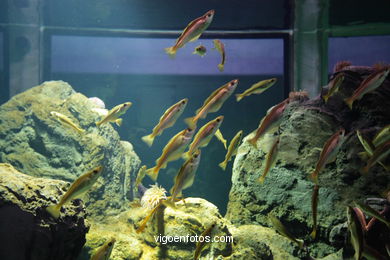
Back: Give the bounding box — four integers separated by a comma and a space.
142, 98, 188, 147
136, 200, 163, 233
354, 201, 390, 228
309, 129, 346, 184
356, 130, 388, 171
212, 39, 225, 72
373, 124, 390, 147
193, 45, 207, 57
90, 237, 116, 260
96, 102, 132, 127
322, 73, 344, 103
215, 129, 227, 149
135, 165, 147, 187
219, 130, 243, 171
46, 166, 103, 218
146, 127, 196, 181
310, 185, 320, 239
165, 10, 215, 58
183, 116, 224, 160
362, 140, 390, 174
247, 98, 290, 148
185, 79, 238, 128
268, 213, 304, 249
258, 136, 279, 184
235, 78, 277, 102
170, 150, 201, 202
344, 68, 389, 109
347, 206, 364, 260
194, 223, 216, 260
50, 111, 85, 134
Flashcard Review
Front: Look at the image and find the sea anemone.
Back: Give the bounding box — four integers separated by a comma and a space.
140, 184, 167, 210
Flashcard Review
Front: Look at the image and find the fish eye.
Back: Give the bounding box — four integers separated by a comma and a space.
93, 170, 99, 174
108, 242, 113, 246
187, 128, 193, 131
216, 118, 221, 122
181, 100, 186, 104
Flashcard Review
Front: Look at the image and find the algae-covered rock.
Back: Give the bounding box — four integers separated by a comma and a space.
0, 163, 88, 260
226, 67, 390, 258
0, 81, 140, 216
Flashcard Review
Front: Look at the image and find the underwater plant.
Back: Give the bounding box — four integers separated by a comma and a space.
140, 184, 168, 210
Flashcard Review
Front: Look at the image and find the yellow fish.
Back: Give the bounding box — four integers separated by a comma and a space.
362, 140, 390, 174
185, 79, 238, 128
215, 129, 227, 149
347, 206, 364, 260
142, 98, 188, 147
135, 165, 147, 187
258, 136, 279, 183
310, 185, 320, 239
219, 130, 243, 171
212, 39, 225, 72
344, 68, 389, 109
247, 98, 290, 148
50, 111, 85, 134
268, 213, 304, 249
146, 127, 196, 181
194, 223, 216, 260
170, 150, 201, 202
235, 78, 277, 102
183, 116, 223, 160
373, 124, 390, 147
310, 129, 346, 184
46, 166, 103, 218
322, 73, 344, 103
165, 10, 215, 58
96, 102, 132, 127
90, 237, 116, 260
356, 130, 388, 171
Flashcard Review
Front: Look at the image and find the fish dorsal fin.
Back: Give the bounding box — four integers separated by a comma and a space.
196, 83, 227, 115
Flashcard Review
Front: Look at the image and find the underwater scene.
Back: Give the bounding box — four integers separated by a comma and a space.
1, 1, 390, 260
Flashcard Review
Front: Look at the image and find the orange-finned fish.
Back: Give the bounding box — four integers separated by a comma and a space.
192, 45, 207, 57
344, 68, 389, 109
322, 73, 344, 103
268, 213, 304, 249
213, 39, 225, 72
96, 102, 132, 127
373, 124, 390, 147
142, 98, 188, 147
165, 10, 215, 58
219, 130, 243, 171
258, 136, 279, 184
236, 78, 277, 102
185, 79, 238, 128
310, 185, 320, 239
146, 127, 196, 181
194, 223, 216, 260
50, 111, 85, 134
135, 165, 147, 187
362, 140, 390, 174
215, 129, 227, 149
183, 116, 223, 160
247, 98, 290, 148
347, 206, 364, 260
309, 129, 345, 184
170, 150, 201, 202
90, 237, 116, 260
356, 130, 389, 171
46, 166, 103, 218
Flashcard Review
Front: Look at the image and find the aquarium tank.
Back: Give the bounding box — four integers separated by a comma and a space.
0, 0, 390, 259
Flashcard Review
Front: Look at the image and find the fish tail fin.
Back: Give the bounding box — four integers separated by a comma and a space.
77, 128, 85, 134
141, 134, 155, 147
297, 239, 305, 249
46, 204, 61, 219
344, 97, 354, 110
146, 167, 159, 181
258, 175, 265, 184
247, 137, 258, 148
115, 118, 123, 126
218, 64, 224, 72
182, 151, 190, 160
218, 161, 227, 171
95, 121, 102, 127
165, 47, 176, 59
310, 228, 317, 240
235, 94, 243, 102
184, 117, 197, 129
322, 95, 329, 103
